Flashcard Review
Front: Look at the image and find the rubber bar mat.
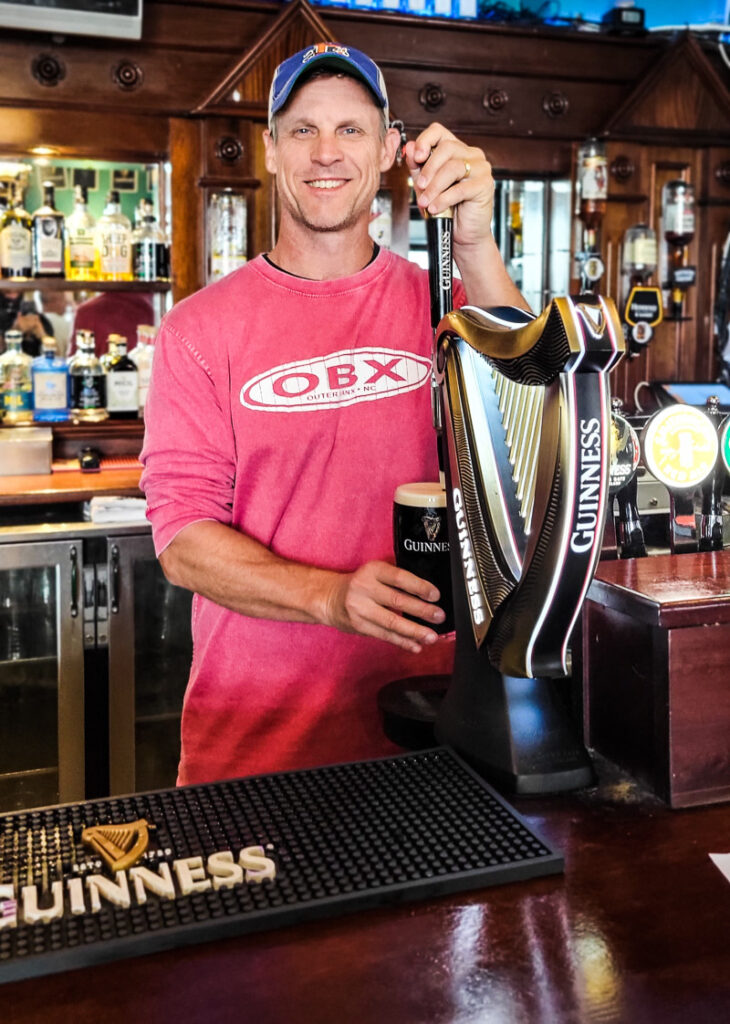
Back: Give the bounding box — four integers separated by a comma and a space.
0, 747, 562, 984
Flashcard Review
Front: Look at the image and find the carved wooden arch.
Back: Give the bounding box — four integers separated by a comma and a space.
194, 0, 336, 118
602, 32, 730, 143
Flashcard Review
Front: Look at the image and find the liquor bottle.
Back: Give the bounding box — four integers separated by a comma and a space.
577, 137, 607, 253
105, 334, 139, 420
0, 185, 32, 280
132, 203, 169, 282
99, 334, 119, 373
662, 180, 696, 318
368, 188, 393, 250
96, 190, 132, 282
622, 223, 657, 287
31, 182, 65, 278
131, 323, 156, 417
68, 329, 108, 422
65, 185, 97, 281
208, 190, 246, 282
0, 329, 34, 424
32, 335, 69, 423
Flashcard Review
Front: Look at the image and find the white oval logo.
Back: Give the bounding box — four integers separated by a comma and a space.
240, 347, 431, 412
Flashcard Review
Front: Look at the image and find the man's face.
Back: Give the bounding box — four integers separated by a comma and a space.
264, 75, 399, 237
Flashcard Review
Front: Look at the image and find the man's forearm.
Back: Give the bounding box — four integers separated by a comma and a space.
158, 519, 446, 653
455, 235, 531, 312
159, 520, 336, 625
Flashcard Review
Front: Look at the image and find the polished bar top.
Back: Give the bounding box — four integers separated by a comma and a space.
3, 762, 730, 1023
590, 550, 730, 626
0, 467, 142, 506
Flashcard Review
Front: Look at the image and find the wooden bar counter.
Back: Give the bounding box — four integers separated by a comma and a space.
3, 761, 730, 1023
584, 551, 730, 808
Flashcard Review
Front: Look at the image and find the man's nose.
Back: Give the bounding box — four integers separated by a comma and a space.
311, 132, 342, 164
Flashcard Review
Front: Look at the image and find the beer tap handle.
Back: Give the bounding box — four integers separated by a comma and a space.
426, 209, 453, 440
616, 472, 647, 558
698, 396, 726, 551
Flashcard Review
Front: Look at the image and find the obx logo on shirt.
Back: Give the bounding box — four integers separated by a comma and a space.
240, 347, 431, 412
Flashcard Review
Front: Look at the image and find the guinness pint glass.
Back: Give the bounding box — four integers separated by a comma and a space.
393, 482, 454, 634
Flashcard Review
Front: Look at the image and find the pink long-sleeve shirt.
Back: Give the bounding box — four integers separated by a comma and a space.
140, 250, 459, 784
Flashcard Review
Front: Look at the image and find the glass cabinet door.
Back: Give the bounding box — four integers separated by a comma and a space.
106, 532, 192, 795
0, 540, 84, 812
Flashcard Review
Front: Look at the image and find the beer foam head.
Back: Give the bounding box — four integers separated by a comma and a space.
394, 482, 446, 508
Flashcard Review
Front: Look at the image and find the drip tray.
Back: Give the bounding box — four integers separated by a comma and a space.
0, 748, 562, 984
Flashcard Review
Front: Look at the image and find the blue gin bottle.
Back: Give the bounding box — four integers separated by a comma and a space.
32, 335, 69, 422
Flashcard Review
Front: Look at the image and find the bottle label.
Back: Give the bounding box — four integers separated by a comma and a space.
629, 237, 657, 267
68, 238, 96, 271
33, 371, 67, 410
106, 370, 139, 412
35, 219, 64, 274
99, 230, 131, 275
664, 201, 694, 238
133, 240, 157, 281
0, 223, 32, 272
580, 156, 607, 201
2, 366, 33, 412
70, 373, 105, 410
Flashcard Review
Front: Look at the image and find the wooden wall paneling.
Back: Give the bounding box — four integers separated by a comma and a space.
169, 118, 205, 303
0, 106, 167, 161
602, 141, 651, 408
698, 147, 730, 381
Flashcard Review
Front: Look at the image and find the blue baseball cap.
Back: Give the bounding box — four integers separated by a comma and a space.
268, 43, 389, 128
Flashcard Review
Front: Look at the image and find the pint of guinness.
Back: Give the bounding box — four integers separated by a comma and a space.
393, 482, 454, 634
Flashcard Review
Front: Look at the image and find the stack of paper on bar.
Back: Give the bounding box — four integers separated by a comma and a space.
85, 496, 148, 524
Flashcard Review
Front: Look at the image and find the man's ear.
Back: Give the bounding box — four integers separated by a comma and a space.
263, 129, 277, 176
380, 126, 402, 173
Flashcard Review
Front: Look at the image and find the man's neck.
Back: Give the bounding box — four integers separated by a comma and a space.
268, 221, 377, 281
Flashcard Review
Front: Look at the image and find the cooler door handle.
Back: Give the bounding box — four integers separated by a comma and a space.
69, 545, 79, 618
110, 544, 120, 613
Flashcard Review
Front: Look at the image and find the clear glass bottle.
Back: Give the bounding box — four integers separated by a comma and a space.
32, 335, 69, 422
368, 188, 393, 250
663, 180, 695, 248
577, 137, 608, 252
68, 329, 108, 422
0, 329, 34, 424
622, 223, 658, 286
0, 185, 33, 280
32, 182, 65, 278
131, 323, 156, 417
105, 334, 139, 420
662, 180, 696, 317
208, 190, 247, 282
96, 190, 133, 282
65, 185, 97, 281
132, 203, 168, 282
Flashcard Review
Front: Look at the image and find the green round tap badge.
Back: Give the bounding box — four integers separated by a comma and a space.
642, 405, 719, 490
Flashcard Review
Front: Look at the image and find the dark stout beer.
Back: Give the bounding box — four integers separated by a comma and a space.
393, 482, 453, 634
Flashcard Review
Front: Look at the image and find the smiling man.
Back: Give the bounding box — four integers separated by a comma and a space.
140, 43, 527, 786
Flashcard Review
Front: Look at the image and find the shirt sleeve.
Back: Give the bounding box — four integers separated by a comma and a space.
140, 318, 236, 557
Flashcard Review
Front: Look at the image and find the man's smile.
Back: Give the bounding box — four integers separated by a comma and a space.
306, 178, 347, 189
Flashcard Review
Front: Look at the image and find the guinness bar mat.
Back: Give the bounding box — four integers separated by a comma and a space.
0, 747, 562, 984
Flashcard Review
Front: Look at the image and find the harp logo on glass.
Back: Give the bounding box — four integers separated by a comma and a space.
240, 348, 431, 412
569, 417, 603, 554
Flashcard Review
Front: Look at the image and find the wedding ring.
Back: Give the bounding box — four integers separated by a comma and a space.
463, 160, 471, 179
